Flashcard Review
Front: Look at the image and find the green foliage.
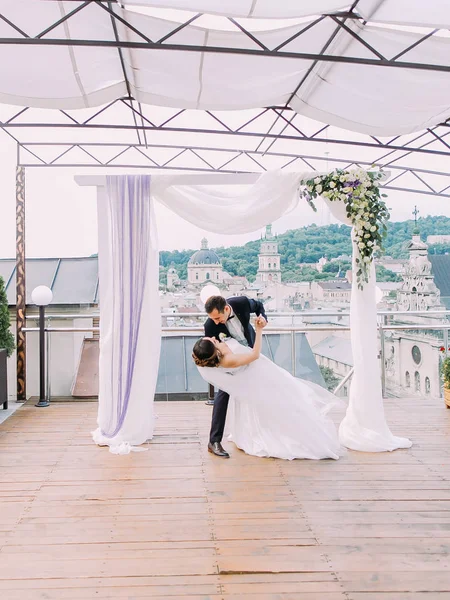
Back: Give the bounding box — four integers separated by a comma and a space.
0, 276, 15, 357
301, 168, 389, 289
319, 366, 340, 392
158, 215, 450, 283
375, 265, 402, 282
441, 354, 450, 388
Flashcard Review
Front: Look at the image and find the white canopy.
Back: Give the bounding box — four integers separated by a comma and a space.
0, 1, 449, 135
123, 0, 450, 27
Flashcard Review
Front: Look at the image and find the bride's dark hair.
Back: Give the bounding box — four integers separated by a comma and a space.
192, 338, 221, 368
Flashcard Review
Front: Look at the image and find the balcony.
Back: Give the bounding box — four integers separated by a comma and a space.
9, 309, 450, 403
1, 311, 450, 596
1, 390, 450, 597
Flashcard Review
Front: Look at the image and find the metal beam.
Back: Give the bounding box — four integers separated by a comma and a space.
0, 38, 449, 73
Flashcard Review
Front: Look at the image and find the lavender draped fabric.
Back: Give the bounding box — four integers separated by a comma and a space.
92, 175, 160, 454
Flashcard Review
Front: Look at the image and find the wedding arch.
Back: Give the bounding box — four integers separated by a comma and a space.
77, 169, 411, 454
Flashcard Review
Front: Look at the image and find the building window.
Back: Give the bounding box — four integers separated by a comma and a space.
268, 263, 271, 269
415, 371, 420, 392
195, 273, 198, 280
405, 371, 410, 387
216, 273, 219, 279
425, 377, 430, 394
412, 345, 422, 365
206, 272, 210, 280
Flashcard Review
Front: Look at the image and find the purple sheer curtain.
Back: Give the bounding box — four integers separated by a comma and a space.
92, 175, 161, 453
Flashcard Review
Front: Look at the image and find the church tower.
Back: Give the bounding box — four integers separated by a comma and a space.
256, 225, 282, 283
397, 208, 440, 312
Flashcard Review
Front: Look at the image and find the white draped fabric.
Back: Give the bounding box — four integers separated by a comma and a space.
92, 176, 160, 454
93, 171, 411, 454
151, 171, 302, 234
324, 199, 412, 452
2, 2, 450, 135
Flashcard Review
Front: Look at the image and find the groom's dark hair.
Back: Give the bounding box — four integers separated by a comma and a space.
205, 295, 226, 314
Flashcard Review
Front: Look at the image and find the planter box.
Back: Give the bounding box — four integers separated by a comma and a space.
444, 385, 450, 409
0, 349, 7, 410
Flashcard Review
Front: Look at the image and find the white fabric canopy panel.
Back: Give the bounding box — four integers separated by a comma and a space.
0, 1, 449, 135
123, 0, 450, 28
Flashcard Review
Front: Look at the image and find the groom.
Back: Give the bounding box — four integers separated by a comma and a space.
204, 295, 267, 458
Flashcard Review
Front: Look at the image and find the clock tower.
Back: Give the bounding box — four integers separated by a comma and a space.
256, 225, 282, 283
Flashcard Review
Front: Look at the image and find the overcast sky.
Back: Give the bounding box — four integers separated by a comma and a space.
0, 128, 448, 259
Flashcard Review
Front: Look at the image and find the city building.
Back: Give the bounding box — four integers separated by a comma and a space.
256, 224, 282, 283
187, 238, 224, 284
166, 265, 180, 289
375, 257, 408, 274
396, 234, 441, 312
311, 280, 352, 305
383, 232, 448, 399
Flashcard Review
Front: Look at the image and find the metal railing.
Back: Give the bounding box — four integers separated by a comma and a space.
21, 309, 450, 401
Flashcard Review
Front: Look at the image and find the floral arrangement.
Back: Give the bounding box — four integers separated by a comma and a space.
300, 168, 389, 289
439, 346, 450, 389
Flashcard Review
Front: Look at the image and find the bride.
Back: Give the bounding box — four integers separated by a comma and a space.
193, 317, 343, 460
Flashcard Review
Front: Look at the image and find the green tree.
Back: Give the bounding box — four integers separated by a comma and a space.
319, 365, 340, 392
0, 276, 15, 357
376, 265, 402, 282
158, 215, 450, 282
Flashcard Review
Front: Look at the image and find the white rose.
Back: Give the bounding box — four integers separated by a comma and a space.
342, 187, 352, 193
316, 184, 322, 194
329, 181, 336, 188
370, 225, 377, 232
358, 242, 365, 249
367, 240, 373, 246
340, 176, 346, 182
340, 194, 347, 201
364, 256, 371, 263
314, 177, 321, 184
364, 233, 370, 238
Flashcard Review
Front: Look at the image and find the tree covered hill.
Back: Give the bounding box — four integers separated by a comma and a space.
160, 215, 450, 283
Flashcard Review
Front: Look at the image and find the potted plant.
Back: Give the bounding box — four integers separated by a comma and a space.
439, 346, 450, 409
0, 276, 15, 410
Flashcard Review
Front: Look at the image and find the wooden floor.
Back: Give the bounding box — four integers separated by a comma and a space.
1, 397, 450, 599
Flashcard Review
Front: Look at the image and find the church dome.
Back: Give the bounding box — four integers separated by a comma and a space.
188, 238, 221, 265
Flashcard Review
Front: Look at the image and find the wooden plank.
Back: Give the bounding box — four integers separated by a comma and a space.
0, 398, 450, 598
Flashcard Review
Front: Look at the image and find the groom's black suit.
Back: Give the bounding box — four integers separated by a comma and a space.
204, 296, 267, 444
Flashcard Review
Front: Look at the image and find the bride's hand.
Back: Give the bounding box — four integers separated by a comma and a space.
255, 316, 267, 330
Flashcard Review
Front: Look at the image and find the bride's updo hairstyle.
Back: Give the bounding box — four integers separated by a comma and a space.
192, 338, 221, 368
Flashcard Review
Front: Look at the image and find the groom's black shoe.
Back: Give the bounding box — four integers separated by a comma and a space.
208, 442, 230, 458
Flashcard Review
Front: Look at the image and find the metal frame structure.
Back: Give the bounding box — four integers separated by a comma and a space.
0, 0, 449, 197
3, 1, 450, 398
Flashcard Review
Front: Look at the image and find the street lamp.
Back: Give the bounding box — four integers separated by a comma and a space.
31, 285, 53, 407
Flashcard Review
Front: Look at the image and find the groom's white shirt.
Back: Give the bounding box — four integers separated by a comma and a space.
226, 306, 248, 347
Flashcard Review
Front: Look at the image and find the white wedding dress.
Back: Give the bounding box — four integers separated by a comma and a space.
198, 339, 343, 460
